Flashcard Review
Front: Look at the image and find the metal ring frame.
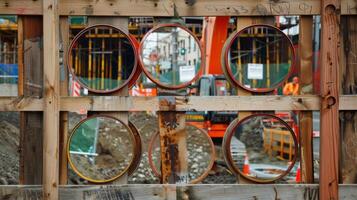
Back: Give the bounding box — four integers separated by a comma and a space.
138, 23, 204, 90
67, 114, 138, 183
147, 125, 216, 184
128, 34, 143, 89
222, 113, 299, 183
222, 24, 296, 93
127, 121, 142, 176
67, 24, 138, 94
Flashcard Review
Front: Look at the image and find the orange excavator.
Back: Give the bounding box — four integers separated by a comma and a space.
186, 17, 237, 138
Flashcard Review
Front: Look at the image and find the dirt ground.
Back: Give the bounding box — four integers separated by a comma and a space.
0, 112, 19, 184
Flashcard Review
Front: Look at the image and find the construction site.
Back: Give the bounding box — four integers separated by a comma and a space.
0, 0, 356, 200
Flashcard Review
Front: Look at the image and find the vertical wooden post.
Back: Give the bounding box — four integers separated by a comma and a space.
17, 17, 24, 97
298, 16, 314, 183
340, 16, 357, 183
158, 96, 188, 184
87, 17, 130, 184
43, 0, 60, 199
59, 16, 69, 185
320, 0, 341, 199
235, 17, 273, 183
19, 16, 44, 185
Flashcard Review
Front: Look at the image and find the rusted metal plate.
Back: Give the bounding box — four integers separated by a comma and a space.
158, 97, 188, 184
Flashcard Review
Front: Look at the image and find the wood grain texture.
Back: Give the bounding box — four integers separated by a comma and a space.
43, 0, 60, 199
340, 16, 357, 184
19, 16, 44, 185
0, 0, 356, 15
1, 95, 357, 111
298, 16, 314, 183
320, 0, 341, 199
60, 0, 173, 16
0, 184, 356, 200
59, 16, 69, 185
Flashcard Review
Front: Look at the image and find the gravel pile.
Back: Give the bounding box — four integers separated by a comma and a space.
0, 115, 19, 185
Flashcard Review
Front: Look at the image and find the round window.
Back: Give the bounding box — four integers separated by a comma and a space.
68, 25, 137, 93
222, 25, 295, 92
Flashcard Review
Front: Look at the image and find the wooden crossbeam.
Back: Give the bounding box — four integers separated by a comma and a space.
1, 95, 357, 112
0, 0, 356, 16
1, 184, 357, 199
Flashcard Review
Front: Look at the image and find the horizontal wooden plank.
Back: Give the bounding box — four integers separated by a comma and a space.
59, 0, 174, 16
59, 95, 323, 112
0, 96, 43, 111
175, 0, 357, 16
0, 0, 356, 16
0, 0, 42, 15
0, 95, 356, 112
174, 0, 321, 16
339, 95, 357, 110
0, 184, 356, 200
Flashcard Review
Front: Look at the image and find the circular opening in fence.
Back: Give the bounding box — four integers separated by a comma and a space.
223, 114, 298, 183
223, 25, 295, 93
68, 115, 136, 183
68, 25, 137, 93
148, 124, 215, 183
139, 24, 203, 90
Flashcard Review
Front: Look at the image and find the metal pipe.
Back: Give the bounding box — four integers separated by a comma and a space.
92, 28, 97, 89
266, 28, 270, 88
101, 31, 105, 90
88, 30, 92, 86
252, 29, 257, 88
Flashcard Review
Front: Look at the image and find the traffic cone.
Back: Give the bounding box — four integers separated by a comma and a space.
242, 154, 250, 175
295, 166, 301, 183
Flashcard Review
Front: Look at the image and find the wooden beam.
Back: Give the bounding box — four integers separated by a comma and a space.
43, 0, 60, 199
59, 16, 69, 185
60, 96, 320, 112
0, 184, 357, 199
17, 17, 24, 97
0, 0, 43, 15
0, 0, 356, 15
340, 16, 357, 183
1, 95, 357, 112
59, 0, 173, 16
320, 0, 341, 199
19, 16, 44, 185
298, 16, 314, 183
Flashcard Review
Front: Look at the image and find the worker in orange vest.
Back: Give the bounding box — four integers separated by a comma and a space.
283, 76, 299, 95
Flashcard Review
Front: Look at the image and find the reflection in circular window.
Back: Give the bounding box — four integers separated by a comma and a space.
148, 125, 215, 183
223, 114, 298, 183
223, 25, 295, 92
139, 24, 202, 89
68, 116, 135, 183
68, 25, 137, 93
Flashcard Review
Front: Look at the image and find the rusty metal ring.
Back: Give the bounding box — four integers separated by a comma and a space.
127, 121, 142, 176
222, 113, 299, 183
67, 115, 137, 183
67, 24, 138, 94
138, 23, 203, 90
222, 24, 296, 93
128, 35, 142, 89
147, 124, 216, 183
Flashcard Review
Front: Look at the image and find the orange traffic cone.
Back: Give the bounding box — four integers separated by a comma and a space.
242, 154, 250, 175
295, 166, 301, 183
